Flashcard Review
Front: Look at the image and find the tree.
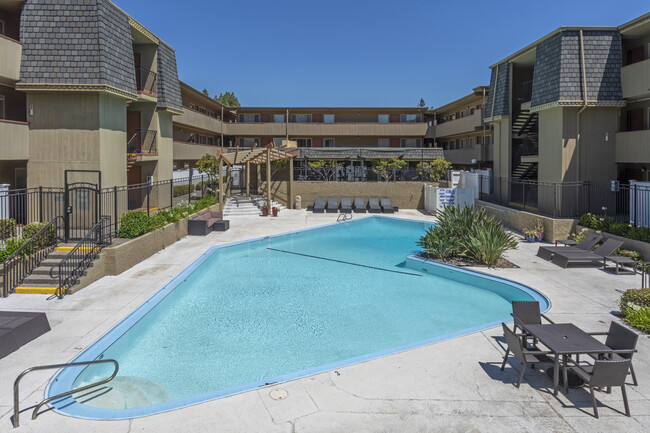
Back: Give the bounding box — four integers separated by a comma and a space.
260, 158, 288, 179
202, 89, 209, 96
371, 157, 407, 182
215, 91, 241, 107
196, 154, 221, 196
307, 160, 336, 182
418, 98, 426, 107
417, 158, 453, 181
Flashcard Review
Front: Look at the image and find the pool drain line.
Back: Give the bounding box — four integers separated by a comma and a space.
266, 248, 422, 277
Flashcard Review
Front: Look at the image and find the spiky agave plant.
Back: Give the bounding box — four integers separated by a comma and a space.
459, 216, 518, 266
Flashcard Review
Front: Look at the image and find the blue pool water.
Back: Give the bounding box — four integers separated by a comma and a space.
48, 216, 548, 419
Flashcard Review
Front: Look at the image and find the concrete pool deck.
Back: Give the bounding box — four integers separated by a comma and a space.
1, 209, 648, 432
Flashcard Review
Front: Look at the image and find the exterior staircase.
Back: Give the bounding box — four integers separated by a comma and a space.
512, 162, 538, 180
15, 245, 97, 295
512, 109, 538, 136
222, 196, 287, 217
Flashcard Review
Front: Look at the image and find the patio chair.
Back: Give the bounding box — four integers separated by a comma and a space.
511, 301, 554, 346
500, 323, 554, 388
326, 198, 339, 213
368, 198, 381, 213
551, 239, 623, 269
536, 233, 602, 261
569, 359, 632, 418
353, 197, 367, 213
313, 198, 325, 213
340, 198, 352, 213
380, 198, 397, 213
588, 321, 639, 386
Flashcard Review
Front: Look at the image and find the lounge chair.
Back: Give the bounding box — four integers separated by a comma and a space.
353, 197, 367, 213
340, 198, 352, 213
500, 323, 554, 388
569, 359, 632, 418
313, 197, 325, 213
536, 233, 602, 261
551, 238, 623, 268
588, 321, 639, 386
326, 198, 339, 213
368, 198, 381, 213
380, 198, 397, 213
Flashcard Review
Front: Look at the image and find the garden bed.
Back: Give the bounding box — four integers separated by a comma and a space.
576, 225, 649, 260
417, 253, 518, 269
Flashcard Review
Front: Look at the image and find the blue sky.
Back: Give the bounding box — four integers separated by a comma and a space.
113, 0, 649, 108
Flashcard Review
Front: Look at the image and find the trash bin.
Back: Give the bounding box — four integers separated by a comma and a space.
295, 195, 302, 210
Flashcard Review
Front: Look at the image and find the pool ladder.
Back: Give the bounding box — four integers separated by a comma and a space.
337, 213, 352, 222
13, 359, 119, 428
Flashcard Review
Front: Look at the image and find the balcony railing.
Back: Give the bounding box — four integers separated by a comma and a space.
135, 66, 157, 96
127, 129, 157, 155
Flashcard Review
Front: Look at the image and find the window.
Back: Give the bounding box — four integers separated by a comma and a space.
400, 138, 422, 148
449, 140, 456, 150
400, 114, 421, 123
189, 103, 195, 110
0, 20, 4, 35
208, 137, 214, 145
460, 111, 466, 118
460, 139, 467, 149
323, 138, 335, 147
450, 113, 457, 121
273, 114, 285, 123
378, 114, 389, 123
296, 138, 312, 147
0, 96, 4, 119
199, 135, 207, 144
469, 137, 476, 148
323, 114, 335, 123
273, 137, 284, 147
483, 135, 491, 145
239, 114, 260, 123
239, 138, 258, 147
291, 114, 312, 123
377, 138, 389, 147
470, 107, 475, 115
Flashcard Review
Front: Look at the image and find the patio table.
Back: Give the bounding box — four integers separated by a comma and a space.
522, 323, 612, 396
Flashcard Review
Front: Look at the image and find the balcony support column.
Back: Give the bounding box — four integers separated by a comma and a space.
218, 157, 224, 211
266, 148, 272, 216
245, 161, 250, 197
288, 157, 294, 209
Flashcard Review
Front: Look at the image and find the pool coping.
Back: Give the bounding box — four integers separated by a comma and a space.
46, 215, 551, 420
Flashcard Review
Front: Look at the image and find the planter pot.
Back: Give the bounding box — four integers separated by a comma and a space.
272, 208, 278, 217
536, 232, 544, 242
262, 207, 269, 216
525, 234, 536, 243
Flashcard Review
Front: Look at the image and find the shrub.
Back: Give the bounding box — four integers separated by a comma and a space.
0, 237, 27, 262
117, 211, 153, 239
624, 307, 650, 333
417, 158, 452, 182
620, 288, 650, 312
580, 213, 650, 243
173, 184, 190, 197
1, 219, 16, 240
21, 221, 57, 249
417, 206, 517, 266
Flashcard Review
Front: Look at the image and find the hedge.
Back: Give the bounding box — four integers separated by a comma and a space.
580, 213, 650, 243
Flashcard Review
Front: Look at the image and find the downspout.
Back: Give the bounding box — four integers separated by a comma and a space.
482, 87, 487, 164
491, 65, 500, 177
576, 30, 588, 182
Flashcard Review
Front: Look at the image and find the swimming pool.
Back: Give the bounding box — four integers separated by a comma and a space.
47, 216, 548, 419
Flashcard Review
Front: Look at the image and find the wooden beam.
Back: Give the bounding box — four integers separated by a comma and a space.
266, 148, 271, 217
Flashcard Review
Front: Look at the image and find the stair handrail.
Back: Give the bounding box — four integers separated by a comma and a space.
49, 215, 112, 299
1, 216, 64, 297
13, 359, 119, 428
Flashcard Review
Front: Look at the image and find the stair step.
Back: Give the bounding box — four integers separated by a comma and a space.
15, 286, 59, 295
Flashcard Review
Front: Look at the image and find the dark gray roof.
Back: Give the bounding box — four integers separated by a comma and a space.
19, 0, 137, 95
531, 33, 562, 107
484, 62, 510, 118
156, 41, 183, 111
297, 148, 444, 160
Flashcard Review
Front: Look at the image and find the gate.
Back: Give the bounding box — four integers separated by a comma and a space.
64, 170, 101, 242
230, 165, 244, 193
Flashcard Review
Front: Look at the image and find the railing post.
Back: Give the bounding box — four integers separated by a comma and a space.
113, 186, 118, 234
188, 168, 193, 203
553, 184, 557, 218
146, 182, 151, 215
38, 186, 43, 222
522, 181, 526, 212
170, 178, 173, 209
634, 184, 638, 226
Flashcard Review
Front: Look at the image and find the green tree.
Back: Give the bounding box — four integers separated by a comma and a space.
260, 158, 288, 179
215, 91, 241, 107
202, 89, 209, 96
417, 158, 452, 181
418, 98, 426, 107
371, 157, 407, 181
196, 154, 221, 196
307, 160, 336, 182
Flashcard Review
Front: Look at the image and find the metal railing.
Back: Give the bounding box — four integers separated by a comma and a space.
135, 66, 157, 96
13, 359, 118, 428
49, 216, 112, 298
1, 216, 63, 297
127, 129, 157, 154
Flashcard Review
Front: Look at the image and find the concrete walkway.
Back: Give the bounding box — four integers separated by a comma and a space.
0, 210, 648, 432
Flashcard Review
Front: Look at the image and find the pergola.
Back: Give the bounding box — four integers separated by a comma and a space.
216, 145, 299, 214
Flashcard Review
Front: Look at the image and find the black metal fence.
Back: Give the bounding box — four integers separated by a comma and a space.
478, 176, 650, 226
294, 166, 425, 182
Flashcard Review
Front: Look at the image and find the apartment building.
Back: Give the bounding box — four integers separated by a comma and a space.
0, 0, 183, 192
430, 86, 493, 170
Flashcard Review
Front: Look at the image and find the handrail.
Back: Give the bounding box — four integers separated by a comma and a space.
13, 359, 118, 428
337, 213, 352, 222
1, 216, 64, 297
49, 216, 111, 298
135, 66, 157, 95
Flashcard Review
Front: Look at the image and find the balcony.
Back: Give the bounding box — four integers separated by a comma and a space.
176, 108, 224, 134
0, 119, 29, 159
224, 122, 287, 136
615, 130, 650, 163
621, 59, 650, 100
284, 122, 428, 137
0, 35, 21, 83
443, 144, 493, 165
135, 66, 157, 100
173, 141, 217, 161
127, 129, 157, 159
435, 109, 483, 138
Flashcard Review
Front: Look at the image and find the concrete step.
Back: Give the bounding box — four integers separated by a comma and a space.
14, 286, 60, 295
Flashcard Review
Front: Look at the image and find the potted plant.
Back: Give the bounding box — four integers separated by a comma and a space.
522, 228, 538, 242
261, 203, 269, 216
534, 219, 544, 242
272, 207, 278, 217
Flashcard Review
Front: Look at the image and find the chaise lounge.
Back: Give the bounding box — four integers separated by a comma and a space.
313, 198, 325, 213
340, 198, 352, 213
368, 198, 381, 213
353, 197, 367, 213
380, 198, 397, 213
551, 238, 623, 269
536, 233, 602, 261
188, 211, 228, 236
326, 198, 339, 213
